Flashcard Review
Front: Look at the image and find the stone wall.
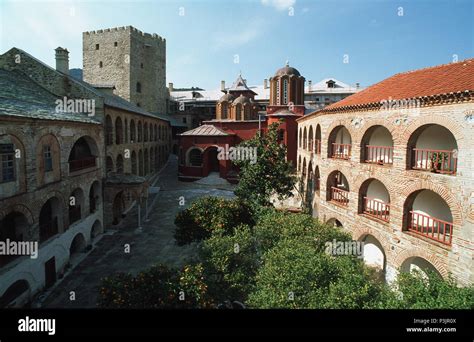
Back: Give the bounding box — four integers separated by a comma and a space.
296, 102, 474, 286
83, 26, 167, 114
0, 115, 105, 304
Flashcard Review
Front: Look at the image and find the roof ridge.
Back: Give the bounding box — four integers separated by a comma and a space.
394, 58, 474, 76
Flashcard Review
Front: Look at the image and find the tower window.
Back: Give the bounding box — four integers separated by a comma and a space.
99, 61, 103, 68
136, 82, 142, 93
137, 103, 141, 107
276, 80, 280, 105
222, 104, 228, 119
141, 63, 144, 69
114, 42, 118, 47
44, 145, 53, 172
96, 44, 99, 50
283, 79, 288, 105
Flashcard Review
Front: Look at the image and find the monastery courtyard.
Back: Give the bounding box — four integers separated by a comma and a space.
41, 156, 235, 308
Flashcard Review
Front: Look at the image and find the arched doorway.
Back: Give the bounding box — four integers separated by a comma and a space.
207, 147, 219, 173
400, 256, 442, 279
39, 197, 62, 243
0, 211, 29, 266
69, 233, 86, 261
0, 280, 30, 308
326, 218, 343, 228
90, 220, 103, 243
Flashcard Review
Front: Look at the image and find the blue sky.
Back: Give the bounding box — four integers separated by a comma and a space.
1, 0, 473, 89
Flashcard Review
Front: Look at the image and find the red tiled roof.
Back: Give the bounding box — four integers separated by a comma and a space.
324, 59, 474, 111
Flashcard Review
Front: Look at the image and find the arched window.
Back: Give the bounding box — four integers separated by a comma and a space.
244, 105, 250, 120
115, 117, 123, 145
222, 104, 228, 119
188, 149, 203, 167
283, 78, 288, 105
105, 115, 113, 145
131, 151, 137, 175
276, 79, 280, 105
130, 120, 136, 142
124, 119, 128, 143
236, 105, 242, 120
138, 122, 142, 142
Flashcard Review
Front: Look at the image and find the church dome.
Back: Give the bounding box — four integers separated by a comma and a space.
219, 93, 235, 102
233, 94, 251, 105
274, 65, 301, 77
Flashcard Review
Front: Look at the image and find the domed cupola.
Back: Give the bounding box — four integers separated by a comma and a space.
274, 65, 301, 77
269, 61, 305, 108
233, 94, 251, 105
219, 93, 235, 103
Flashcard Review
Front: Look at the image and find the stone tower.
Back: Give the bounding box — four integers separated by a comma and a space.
82, 26, 166, 114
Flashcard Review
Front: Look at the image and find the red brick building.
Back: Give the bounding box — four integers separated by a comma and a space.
295, 59, 474, 285
178, 64, 306, 182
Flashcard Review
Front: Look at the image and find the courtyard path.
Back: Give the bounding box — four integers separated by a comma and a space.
41, 156, 235, 308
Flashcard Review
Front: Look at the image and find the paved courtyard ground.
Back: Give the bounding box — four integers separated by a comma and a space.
41, 156, 235, 308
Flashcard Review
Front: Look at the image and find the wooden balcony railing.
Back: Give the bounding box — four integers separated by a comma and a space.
365, 145, 394, 165
315, 139, 321, 155
412, 148, 457, 174
330, 187, 349, 206
69, 157, 96, 172
408, 211, 453, 245
331, 143, 351, 160
363, 197, 390, 222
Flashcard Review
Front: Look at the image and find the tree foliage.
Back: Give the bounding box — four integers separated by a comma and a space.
98, 264, 213, 308
385, 270, 474, 309
174, 196, 254, 245
233, 122, 297, 207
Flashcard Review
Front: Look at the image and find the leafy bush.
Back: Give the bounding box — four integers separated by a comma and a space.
98, 264, 213, 308
174, 196, 254, 245
246, 238, 389, 309
254, 209, 351, 252
386, 270, 474, 309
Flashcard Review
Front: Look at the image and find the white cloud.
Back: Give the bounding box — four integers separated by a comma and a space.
261, 0, 296, 11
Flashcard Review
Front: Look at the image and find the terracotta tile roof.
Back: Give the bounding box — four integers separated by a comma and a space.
323, 59, 474, 112
179, 124, 233, 136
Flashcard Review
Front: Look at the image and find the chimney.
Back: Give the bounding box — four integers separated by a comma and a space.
308, 80, 312, 92
169, 82, 174, 92
221, 80, 225, 91
263, 79, 268, 89
55, 47, 69, 75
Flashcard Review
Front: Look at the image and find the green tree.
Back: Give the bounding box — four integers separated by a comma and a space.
247, 238, 389, 309
174, 196, 254, 245
97, 264, 214, 308
233, 122, 297, 207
